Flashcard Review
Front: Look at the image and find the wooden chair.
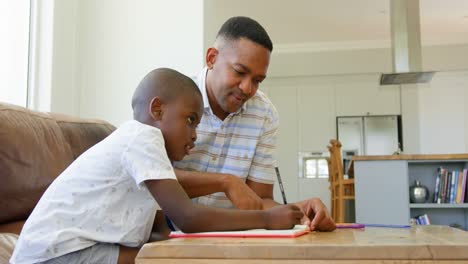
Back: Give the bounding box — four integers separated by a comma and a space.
327, 139, 355, 223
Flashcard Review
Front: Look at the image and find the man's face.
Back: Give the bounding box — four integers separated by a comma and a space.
158, 94, 203, 161
206, 38, 270, 119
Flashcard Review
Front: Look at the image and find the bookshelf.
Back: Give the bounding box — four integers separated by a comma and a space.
353, 154, 468, 230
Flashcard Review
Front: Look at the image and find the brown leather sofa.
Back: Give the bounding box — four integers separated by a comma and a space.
0, 102, 115, 261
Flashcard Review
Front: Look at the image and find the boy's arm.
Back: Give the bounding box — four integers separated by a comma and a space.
149, 210, 171, 241
145, 179, 303, 233
174, 169, 264, 210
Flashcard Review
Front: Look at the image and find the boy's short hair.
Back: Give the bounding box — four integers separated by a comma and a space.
131, 68, 202, 121
216, 16, 273, 52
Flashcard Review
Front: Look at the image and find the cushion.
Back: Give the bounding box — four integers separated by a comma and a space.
0, 103, 74, 224
0, 103, 115, 225
49, 112, 115, 159
0, 233, 18, 263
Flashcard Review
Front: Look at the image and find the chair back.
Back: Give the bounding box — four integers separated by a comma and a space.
327, 139, 355, 223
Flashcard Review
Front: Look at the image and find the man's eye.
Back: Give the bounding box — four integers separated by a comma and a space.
233, 68, 244, 75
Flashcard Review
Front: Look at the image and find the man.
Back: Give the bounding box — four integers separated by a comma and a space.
174, 16, 335, 231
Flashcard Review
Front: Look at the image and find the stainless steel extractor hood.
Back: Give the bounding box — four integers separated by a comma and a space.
380, 71, 435, 85
380, 0, 436, 85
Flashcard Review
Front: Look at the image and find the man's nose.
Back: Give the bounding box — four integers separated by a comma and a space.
239, 79, 252, 95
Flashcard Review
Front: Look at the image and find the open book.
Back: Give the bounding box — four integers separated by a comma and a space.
169, 225, 310, 238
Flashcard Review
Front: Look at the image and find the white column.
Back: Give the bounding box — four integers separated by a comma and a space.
390, 0, 423, 153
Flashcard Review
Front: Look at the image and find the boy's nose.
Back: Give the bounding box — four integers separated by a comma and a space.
191, 129, 197, 142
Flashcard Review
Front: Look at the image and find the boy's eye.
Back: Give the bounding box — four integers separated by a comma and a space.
187, 116, 196, 125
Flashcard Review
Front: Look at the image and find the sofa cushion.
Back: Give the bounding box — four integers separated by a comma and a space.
0, 233, 18, 263
0, 103, 115, 225
0, 103, 75, 224
49, 112, 115, 159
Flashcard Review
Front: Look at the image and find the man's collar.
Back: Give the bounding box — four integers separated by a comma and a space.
198, 67, 211, 111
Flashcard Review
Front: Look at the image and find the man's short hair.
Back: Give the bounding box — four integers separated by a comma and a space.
216, 16, 273, 52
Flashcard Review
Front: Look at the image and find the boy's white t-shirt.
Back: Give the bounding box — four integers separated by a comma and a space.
10, 120, 176, 264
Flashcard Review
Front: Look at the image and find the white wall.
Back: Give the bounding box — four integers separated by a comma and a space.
0, 0, 29, 107
28, 0, 54, 112
419, 71, 468, 154
263, 45, 468, 205
264, 73, 400, 206
45, 1, 468, 208
50, 0, 79, 115
47, 0, 204, 125
75, 0, 204, 125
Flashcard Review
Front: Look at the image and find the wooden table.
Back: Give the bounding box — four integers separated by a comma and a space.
136, 225, 468, 263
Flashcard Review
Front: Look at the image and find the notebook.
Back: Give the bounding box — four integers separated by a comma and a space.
169, 225, 310, 238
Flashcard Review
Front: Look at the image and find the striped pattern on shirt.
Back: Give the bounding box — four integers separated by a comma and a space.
173, 68, 279, 208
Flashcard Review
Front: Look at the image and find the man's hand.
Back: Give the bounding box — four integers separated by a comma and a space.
223, 175, 264, 210
295, 198, 336, 231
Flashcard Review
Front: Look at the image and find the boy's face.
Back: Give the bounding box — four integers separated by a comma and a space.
158, 93, 203, 161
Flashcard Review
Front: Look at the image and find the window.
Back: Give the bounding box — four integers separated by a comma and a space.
0, 0, 31, 107
298, 152, 329, 179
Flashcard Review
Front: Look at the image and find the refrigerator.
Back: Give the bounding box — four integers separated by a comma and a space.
337, 115, 401, 157
336, 115, 401, 223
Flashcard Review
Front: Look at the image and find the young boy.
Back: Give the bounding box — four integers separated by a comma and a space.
10, 68, 303, 264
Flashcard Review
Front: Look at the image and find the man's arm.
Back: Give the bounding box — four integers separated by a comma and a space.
246, 179, 336, 232
175, 169, 264, 210
246, 179, 278, 208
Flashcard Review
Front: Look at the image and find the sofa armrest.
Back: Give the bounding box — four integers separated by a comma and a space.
0, 221, 25, 235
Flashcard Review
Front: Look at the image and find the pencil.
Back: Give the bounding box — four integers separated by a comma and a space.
275, 167, 287, 204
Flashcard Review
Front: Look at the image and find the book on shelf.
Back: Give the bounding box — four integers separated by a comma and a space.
411, 214, 431, 226
449, 171, 457, 204
441, 170, 449, 203
446, 171, 452, 203
434, 167, 443, 203
461, 169, 467, 203
456, 170, 464, 203
433, 167, 467, 204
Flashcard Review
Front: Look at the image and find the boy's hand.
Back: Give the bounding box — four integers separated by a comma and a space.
263, 204, 303, 229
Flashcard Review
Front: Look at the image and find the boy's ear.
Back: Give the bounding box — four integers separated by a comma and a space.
149, 97, 164, 120
206, 47, 218, 70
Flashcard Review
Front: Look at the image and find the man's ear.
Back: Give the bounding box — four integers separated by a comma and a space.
206, 47, 219, 70
149, 97, 164, 120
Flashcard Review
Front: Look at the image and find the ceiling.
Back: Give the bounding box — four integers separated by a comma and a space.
206, 0, 468, 49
